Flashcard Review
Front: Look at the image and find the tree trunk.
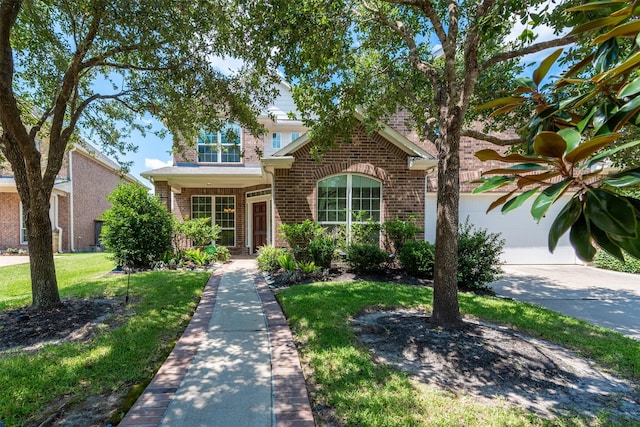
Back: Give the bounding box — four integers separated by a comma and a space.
26, 196, 60, 309
431, 118, 464, 328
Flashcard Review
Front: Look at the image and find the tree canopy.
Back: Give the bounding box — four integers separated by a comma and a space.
227, 0, 576, 327
0, 0, 280, 308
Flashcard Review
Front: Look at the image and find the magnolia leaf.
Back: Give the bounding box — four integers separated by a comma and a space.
475, 149, 550, 164
562, 53, 595, 79
591, 224, 626, 262
594, 51, 640, 83
472, 176, 514, 194
513, 76, 536, 89
486, 190, 516, 213
586, 189, 637, 237
569, 16, 626, 36
502, 188, 539, 214
548, 197, 582, 252
565, 133, 621, 164
516, 172, 561, 189
482, 163, 548, 175
607, 220, 640, 260
533, 48, 563, 86
567, 1, 628, 12
586, 139, 640, 168
531, 178, 573, 222
618, 76, 640, 98
533, 132, 567, 158
557, 128, 581, 153
570, 213, 597, 261
488, 103, 522, 118
592, 20, 640, 44
475, 96, 525, 111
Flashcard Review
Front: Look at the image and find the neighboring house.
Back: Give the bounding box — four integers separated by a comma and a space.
142, 82, 578, 264
0, 142, 140, 253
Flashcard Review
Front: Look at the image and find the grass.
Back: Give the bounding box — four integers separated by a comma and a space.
0, 253, 210, 426
277, 280, 640, 426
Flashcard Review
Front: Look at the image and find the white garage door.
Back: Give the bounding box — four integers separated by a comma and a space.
424, 193, 579, 264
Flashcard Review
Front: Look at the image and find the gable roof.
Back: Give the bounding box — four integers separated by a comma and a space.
263, 110, 437, 171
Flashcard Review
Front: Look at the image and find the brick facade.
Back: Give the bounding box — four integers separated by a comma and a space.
0, 192, 26, 251
272, 123, 426, 247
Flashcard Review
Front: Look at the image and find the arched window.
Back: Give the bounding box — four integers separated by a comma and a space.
317, 174, 382, 240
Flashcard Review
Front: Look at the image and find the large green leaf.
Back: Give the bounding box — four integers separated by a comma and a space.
590, 224, 625, 262
618, 76, 640, 98
585, 189, 637, 237
531, 178, 573, 222
482, 163, 548, 175
603, 167, 640, 187
516, 172, 561, 189
570, 214, 597, 261
557, 128, 582, 154
568, 16, 627, 36
595, 50, 640, 83
533, 131, 567, 158
586, 139, 640, 168
533, 48, 563, 86
607, 219, 640, 260
502, 188, 539, 214
472, 176, 514, 194
486, 190, 516, 213
565, 133, 621, 164
567, 1, 628, 12
475, 149, 550, 164
548, 197, 582, 252
475, 96, 525, 111
592, 20, 640, 44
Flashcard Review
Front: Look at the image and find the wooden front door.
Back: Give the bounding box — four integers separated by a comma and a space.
252, 201, 267, 252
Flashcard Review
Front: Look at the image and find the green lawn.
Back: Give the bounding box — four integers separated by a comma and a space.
277, 281, 640, 426
0, 253, 210, 426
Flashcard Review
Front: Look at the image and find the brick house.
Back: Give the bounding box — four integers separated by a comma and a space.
0, 143, 139, 253
143, 82, 578, 264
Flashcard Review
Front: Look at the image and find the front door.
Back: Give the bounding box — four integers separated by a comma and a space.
252, 201, 267, 252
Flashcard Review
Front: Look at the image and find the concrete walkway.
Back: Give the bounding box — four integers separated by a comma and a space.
0, 255, 29, 267
491, 264, 640, 340
120, 258, 315, 427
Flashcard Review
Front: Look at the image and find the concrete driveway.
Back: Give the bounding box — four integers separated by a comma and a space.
490, 265, 640, 340
0, 255, 29, 267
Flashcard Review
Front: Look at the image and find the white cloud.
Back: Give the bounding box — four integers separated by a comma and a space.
207, 54, 246, 76
145, 158, 172, 169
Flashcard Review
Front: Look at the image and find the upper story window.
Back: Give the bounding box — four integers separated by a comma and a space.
291, 132, 300, 141
271, 132, 281, 149
197, 123, 242, 163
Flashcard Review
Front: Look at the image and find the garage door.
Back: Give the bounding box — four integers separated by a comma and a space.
424, 193, 579, 264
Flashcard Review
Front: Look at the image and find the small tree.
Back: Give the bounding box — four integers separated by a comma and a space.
173, 217, 221, 250
101, 183, 173, 268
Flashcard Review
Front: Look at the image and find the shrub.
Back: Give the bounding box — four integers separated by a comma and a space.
347, 243, 388, 274
457, 218, 504, 292
184, 248, 211, 266
213, 246, 231, 263
350, 211, 381, 245
399, 240, 435, 278
308, 234, 336, 268
278, 252, 297, 271
101, 183, 173, 268
256, 246, 287, 272
279, 220, 323, 262
594, 250, 640, 274
383, 215, 422, 254
297, 260, 317, 274
173, 217, 220, 249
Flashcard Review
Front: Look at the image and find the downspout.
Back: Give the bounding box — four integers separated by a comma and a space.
69, 148, 75, 252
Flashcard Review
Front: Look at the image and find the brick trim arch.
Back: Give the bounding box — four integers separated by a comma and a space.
312, 162, 389, 183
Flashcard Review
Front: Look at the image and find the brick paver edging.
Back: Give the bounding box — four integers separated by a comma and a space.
119, 266, 224, 427
254, 273, 316, 427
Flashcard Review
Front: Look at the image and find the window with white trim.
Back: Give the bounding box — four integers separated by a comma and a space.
317, 174, 381, 239
20, 203, 27, 243
197, 123, 242, 163
291, 132, 300, 142
271, 132, 281, 149
191, 195, 236, 247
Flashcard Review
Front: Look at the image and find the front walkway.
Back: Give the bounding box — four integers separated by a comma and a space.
120, 258, 315, 426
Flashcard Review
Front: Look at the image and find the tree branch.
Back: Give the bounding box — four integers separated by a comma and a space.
461, 129, 526, 146
481, 35, 578, 72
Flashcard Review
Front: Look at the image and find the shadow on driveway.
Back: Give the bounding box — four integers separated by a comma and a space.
490, 265, 640, 340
